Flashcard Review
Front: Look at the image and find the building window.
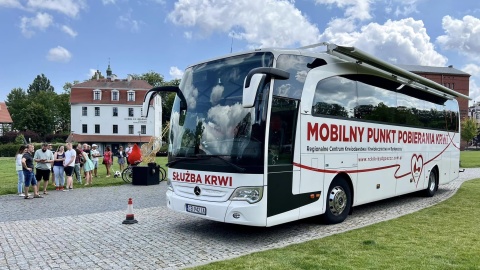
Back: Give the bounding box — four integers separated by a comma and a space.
141, 125, 146, 134
95, 107, 100, 116
127, 91, 135, 101
128, 125, 134, 134
93, 90, 101, 100
82, 107, 87, 116
113, 125, 118, 134
82, 124, 87, 133
113, 107, 118, 117
128, 108, 134, 117
112, 90, 119, 101
95, 124, 100, 134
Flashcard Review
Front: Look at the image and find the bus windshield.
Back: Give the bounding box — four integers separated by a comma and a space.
168, 52, 274, 173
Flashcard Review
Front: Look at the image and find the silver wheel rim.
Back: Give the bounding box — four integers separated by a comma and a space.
429, 173, 436, 192
328, 186, 347, 216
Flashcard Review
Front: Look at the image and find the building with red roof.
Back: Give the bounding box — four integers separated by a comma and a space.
0, 102, 13, 136
69, 65, 161, 153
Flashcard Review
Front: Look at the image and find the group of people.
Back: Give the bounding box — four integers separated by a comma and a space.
15, 142, 132, 199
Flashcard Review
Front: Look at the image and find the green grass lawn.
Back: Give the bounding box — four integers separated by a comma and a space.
190, 179, 480, 269
0, 156, 167, 195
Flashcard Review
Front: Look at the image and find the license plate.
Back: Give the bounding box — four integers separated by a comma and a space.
185, 204, 206, 215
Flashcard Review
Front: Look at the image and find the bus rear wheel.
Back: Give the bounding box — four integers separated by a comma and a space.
323, 177, 351, 224
423, 169, 438, 197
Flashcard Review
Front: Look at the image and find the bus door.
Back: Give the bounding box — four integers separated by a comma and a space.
266, 96, 303, 226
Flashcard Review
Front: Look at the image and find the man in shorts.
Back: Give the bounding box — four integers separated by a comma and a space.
63, 143, 77, 191
22, 144, 42, 199
91, 144, 100, 177
34, 143, 54, 195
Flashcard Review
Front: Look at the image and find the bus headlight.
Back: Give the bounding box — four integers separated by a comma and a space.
167, 178, 174, 191
230, 187, 263, 204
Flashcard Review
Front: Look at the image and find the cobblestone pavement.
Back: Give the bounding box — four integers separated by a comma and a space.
0, 169, 479, 270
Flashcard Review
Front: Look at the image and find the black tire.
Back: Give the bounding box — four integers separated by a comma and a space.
423, 169, 438, 197
323, 177, 352, 225
122, 167, 133, 183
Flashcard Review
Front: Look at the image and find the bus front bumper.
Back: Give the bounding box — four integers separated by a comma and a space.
166, 190, 267, 226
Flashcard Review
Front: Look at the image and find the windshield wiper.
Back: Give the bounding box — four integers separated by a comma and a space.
196, 154, 246, 172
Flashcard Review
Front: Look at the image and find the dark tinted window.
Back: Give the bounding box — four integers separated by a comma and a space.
312, 74, 458, 131
274, 55, 326, 100
312, 76, 356, 117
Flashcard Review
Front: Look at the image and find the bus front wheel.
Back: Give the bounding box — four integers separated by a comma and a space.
323, 177, 352, 225
423, 169, 438, 197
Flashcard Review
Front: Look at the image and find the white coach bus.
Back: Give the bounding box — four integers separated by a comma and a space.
142, 43, 468, 227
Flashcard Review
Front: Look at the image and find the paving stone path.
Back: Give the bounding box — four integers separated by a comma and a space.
0, 169, 478, 270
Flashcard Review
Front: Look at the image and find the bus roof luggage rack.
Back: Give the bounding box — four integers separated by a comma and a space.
299, 42, 470, 100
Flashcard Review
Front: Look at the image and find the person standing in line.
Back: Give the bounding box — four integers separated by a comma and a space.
82, 143, 91, 178
73, 144, 82, 184
22, 144, 42, 199
82, 150, 94, 185
103, 146, 113, 177
34, 143, 54, 195
125, 143, 132, 165
48, 143, 55, 187
15, 145, 27, 196
53, 145, 66, 191
90, 144, 100, 177
115, 146, 127, 172
63, 143, 76, 191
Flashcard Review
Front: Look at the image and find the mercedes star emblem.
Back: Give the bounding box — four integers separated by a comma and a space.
194, 186, 201, 196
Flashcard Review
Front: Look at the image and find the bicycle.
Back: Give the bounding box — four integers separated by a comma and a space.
121, 162, 167, 183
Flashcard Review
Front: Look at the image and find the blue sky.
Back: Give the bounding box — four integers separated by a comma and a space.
1, 0, 480, 104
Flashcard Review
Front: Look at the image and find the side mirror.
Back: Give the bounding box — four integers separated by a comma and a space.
242, 67, 290, 108
243, 74, 266, 108
142, 86, 187, 117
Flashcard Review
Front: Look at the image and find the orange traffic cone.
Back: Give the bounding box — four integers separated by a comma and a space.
122, 198, 138, 224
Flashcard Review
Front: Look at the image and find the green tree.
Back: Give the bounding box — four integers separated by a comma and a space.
90, 71, 104, 80
5, 88, 29, 131
22, 103, 54, 136
55, 93, 71, 133
133, 71, 165, 87
461, 118, 477, 146
63, 80, 80, 94
27, 74, 54, 96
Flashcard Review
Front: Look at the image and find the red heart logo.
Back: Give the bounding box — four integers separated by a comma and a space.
411, 154, 423, 187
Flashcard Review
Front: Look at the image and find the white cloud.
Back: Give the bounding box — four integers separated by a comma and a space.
46, 46, 72, 62
463, 64, 480, 77
88, 69, 97, 78
116, 11, 144, 33
61, 25, 77, 37
384, 0, 419, 17
0, 0, 22, 8
169, 66, 183, 79
437, 15, 480, 61
463, 64, 480, 102
314, 0, 373, 21
102, 0, 115, 4
20, 12, 53, 37
184, 31, 192, 39
168, 0, 320, 48
26, 0, 86, 17
469, 79, 480, 104
321, 18, 447, 66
